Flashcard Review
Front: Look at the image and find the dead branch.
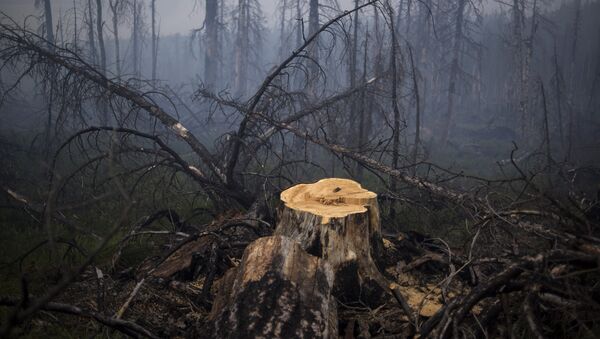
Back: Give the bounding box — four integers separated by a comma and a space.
0, 296, 159, 339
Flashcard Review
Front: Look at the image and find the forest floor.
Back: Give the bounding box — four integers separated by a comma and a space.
4, 228, 469, 338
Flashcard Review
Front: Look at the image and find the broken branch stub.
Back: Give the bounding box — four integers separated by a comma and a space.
276, 178, 387, 304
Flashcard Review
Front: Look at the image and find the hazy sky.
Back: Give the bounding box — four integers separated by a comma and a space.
0, 0, 514, 37
0, 0, 360, 36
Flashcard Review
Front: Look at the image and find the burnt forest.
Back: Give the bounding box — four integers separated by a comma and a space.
0, 0, 600, 338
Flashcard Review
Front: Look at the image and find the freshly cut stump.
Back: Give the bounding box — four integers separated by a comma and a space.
276, 178, 387, 304
208, 235, 337, 338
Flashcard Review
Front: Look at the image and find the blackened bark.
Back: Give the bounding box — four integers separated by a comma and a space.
96, 0, 106, 76
205, 0, 219, 89
151, 0, 157, 84
108, 0, 121, 77
86, 0, 97, 65
234, 0, 248, 95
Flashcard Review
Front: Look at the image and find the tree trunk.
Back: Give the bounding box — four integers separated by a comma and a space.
552, 40, 564, 147
409, 44, 421, 172
293, 0, 303, 90
356, 25, 369, 179
109, 0, 121, 77
307, 0, 319, 95
87, 0, 97, 64
567, 0, 582, 160
438, 0, 466, 147
520, 0, 537, 145
43, 0, 55, 49
151, 0, 157, 84
348, 0, 360, 145
72, 0, 78, 47
205, 0, 219, 90
96, 0, 106, 76
540, 80, 551, 168
131, 0, 141, 79
208, 235, 338, 338
275, 178, 387, 304
278, 0, 287, 60
388, 1, 402, 193
43, 0, 55, 156
96, 0, 107, 125
234, 0, 248, 96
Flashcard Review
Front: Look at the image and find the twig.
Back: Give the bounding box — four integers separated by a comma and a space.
115, 278, 146, 320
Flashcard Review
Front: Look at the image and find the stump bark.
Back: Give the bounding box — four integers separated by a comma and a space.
275, 178, 387, 304
208, 235, 338, 338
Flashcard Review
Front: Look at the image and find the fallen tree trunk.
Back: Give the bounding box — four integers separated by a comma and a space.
275, 178, 388, 304
208, 235, 337, 338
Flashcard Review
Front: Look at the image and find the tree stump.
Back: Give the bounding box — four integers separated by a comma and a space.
208, 235, 338, 338
275, 178, 388, 304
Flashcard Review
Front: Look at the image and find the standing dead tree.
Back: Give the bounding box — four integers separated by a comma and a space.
205, 0, 219, 89
150, 0, 158, 84
108, 0, 126, 77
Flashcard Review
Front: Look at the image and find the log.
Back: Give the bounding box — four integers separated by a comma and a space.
275, 178, 388, 304
208, 235, 338, 338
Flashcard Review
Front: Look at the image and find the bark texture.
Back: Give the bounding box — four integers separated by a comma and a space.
275, 178, 387, 304
208, 235, 337, 339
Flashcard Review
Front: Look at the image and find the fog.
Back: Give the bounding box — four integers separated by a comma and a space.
2, 0, 598, 173
1, 0, 600, 337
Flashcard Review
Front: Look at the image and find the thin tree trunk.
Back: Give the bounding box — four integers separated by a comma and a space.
278, 0, 287, 60
44, 0, 55, 49
408, 44, 421, 172
205, 0, 219, 89
218, 0, 225, 83
371, 4, 381, 143
540, 80, 551, 168
356, 25, 368, 179
307, 0, 319, 95
405, 0, 412, 36
511, 0, 524, 140
552, 40, 564, 147
570, 0, 582, 64
87, 0, 97, 64
521, 0, 537, 144
151, 0, 157, 84
234, 0, 248, 96
96, 0, 106, 75
567, 0, 582, 160
131, 0, 141, 79
58, 9, 64, 46
43, 0, 55, 155
294, 0, 302, 90
295, 0, 302, 47
348, 0, 360, 146
388, 1, 401, 193
437, 0, 466, 147
73, 0, 79, 48
94, 0, 107, 125
109, 0, 121, 77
